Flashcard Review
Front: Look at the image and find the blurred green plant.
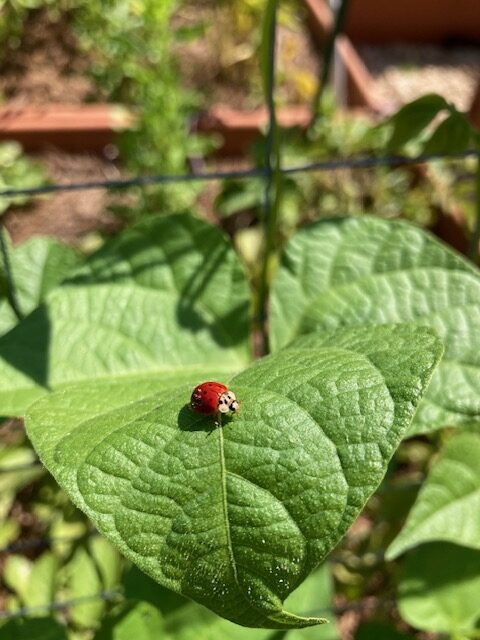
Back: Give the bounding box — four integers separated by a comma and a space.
0, 0, 79, 54
216, 95, 449, 251
379, 93, 480, 262
71, 0, 210, 217
0, 142, 47, 216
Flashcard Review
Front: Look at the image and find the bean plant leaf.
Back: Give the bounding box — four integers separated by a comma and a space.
0, 213, 251, 416
387, 430, 480, 558
270, 216, 480, 434
422, 112, 472, 155
0, 234, 81, 336
66, 546, 105, 628
26, 323, 442, 628
3, 552, 57, 608
383, 94, 447, 151
398, 542, 480, 634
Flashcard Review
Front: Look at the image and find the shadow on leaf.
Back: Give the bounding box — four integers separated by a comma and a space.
0, 303, 51, 391
177, 405, 217, 433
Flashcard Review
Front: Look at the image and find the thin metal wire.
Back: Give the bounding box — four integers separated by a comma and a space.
0, 590, 121, 619
0, 151, 476, 201
283, 149, 480, 174
0, 167, 266, 199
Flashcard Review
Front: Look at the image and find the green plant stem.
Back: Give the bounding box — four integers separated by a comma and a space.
256, 0, 281, 355
310, 0, 351, 130
258, 126, 282, 355
468, 158, 480, 264
0, 224, 23, 322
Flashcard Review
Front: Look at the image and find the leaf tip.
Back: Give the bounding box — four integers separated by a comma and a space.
385, 538, 407, 562
268, 609, 329, 629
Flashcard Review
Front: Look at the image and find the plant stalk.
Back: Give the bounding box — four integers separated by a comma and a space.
256, 0, 281, 356
310, 0, 351, 130
0, 224, 23, 322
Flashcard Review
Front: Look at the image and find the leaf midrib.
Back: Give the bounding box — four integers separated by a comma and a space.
217, 425, 305, 624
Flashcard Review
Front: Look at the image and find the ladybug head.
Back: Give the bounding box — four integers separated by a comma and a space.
218, 390, 239, 414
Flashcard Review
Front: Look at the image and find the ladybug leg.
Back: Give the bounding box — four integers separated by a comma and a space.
214, 411, 222, 429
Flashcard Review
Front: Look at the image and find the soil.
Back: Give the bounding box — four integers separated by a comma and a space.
174, 2, 321, 110
4, 150, 123, 245
357, 43, 480, 111
0, 8, 98, 106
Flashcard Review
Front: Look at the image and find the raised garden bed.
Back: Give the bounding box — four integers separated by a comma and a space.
305, 0, 480, 116
0, 105, 132, 152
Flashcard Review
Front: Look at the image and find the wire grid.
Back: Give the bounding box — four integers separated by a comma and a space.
0, 0, 479, 623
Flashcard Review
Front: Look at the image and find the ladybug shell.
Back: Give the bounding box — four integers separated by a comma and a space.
190, 381, 228, 415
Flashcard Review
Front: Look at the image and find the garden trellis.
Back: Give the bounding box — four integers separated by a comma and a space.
0, 0, 480, 627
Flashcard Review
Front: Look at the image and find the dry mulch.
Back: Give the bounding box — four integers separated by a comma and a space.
358, 43, 480, 111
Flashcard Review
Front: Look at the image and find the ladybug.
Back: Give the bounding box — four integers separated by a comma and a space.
190, 381, 239, 416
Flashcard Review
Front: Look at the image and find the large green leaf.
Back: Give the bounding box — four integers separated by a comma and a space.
26, 324, 442, 628
387, 430, 480, 558
0, 213, 251, 416
0, 234, 81, 336
398, 542, 480, 634
270, 216, 480, 434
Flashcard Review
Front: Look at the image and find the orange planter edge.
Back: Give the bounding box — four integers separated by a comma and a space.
0, 104, 134, 152
196, 104, 312, 156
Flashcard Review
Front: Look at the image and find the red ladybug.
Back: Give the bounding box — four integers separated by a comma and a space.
190, 381, 239, 416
